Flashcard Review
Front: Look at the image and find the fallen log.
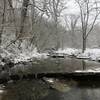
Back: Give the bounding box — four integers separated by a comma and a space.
0, 72, 100, 84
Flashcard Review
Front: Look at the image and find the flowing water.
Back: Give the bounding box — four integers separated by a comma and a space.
0, 57, 100, 100
0, 79, 100, 100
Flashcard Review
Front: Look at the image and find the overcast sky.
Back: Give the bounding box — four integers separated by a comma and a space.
65, 0, 79, 14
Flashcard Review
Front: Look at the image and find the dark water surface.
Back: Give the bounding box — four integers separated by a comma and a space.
0, 79, 100, 100
12, 57, 100, 75
1, 58, 100, 100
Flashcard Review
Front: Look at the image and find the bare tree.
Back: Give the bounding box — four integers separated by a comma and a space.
64, 14, 79, 48
20, 0, 29, 36
2, 0, 67, 52
28, 0, 67, 51
17, 0, 30, 49
0, 0, 6, 45
46, 0, 66, 50
75, 0, 100, 53
29, 0, 40, 50
8, 0, 18, 37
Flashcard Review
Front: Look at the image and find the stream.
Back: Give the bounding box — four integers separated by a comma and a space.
0, 57, 100, 100
0, 79, 100, 100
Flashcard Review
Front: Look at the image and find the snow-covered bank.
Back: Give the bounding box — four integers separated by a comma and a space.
10, 48, 100, 63
1, 47, 100, 65
0, 47, 48, 65
14, 50, 48, 63
75, 68, 100, 73
55, 48, 81, 56
56, 48, 100, 61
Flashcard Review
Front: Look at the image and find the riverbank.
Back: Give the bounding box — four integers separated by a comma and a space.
55, 48, 100, 62
1, 57, 100, 84
1, 47, 100, 65
1, 47, 100, 84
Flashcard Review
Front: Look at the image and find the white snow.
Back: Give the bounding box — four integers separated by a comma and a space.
46, 78, 54, 83
75, 68, 100, 73
1, 46, 100, 64
56, 48, 100, 61
0, 47, 48, 64
14, 49, 48, 63
1, 47, 100, 74
55, 48, 81, 56
14, 53, 48, 63
0, 90, 5, 94
77, 48, 100, 61
43, 77, 55, 83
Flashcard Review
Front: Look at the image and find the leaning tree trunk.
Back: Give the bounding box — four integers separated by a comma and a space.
18, 0, 29, 49
0, 0, 6, 45
20, 0, 29, 35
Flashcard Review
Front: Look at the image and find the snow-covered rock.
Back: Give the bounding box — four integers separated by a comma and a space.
75, 68, 100, 73
55, 48, 81, 56
79, 49, 100, 61
55, 48, 100, 61
77, 53, 90, 59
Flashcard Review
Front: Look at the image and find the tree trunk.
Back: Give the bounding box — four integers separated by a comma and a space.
82, 37, 86, 53
0, 0, 6, 45
20, 0, 29, 35
18, 0, 29, 49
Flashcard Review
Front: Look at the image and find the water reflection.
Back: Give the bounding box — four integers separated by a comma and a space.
82, 60, 86, 70
0, 80, 50, 100
0, 79, 100, 100
11, 57, 100, 74
1, 58, 100, 100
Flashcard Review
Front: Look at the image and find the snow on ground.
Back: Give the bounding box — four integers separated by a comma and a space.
75, 68, 100, 73
1, 47, 100, 73
55, 48, 81, 56
83, 49, 100, 60
56, 48, 100, 61
77, 48, 100, 61
6, 47, 100, 63
0, 47, 48, 64
1, 46, 100, 64
14, 48, 48, 63
14, 52, 48, 63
